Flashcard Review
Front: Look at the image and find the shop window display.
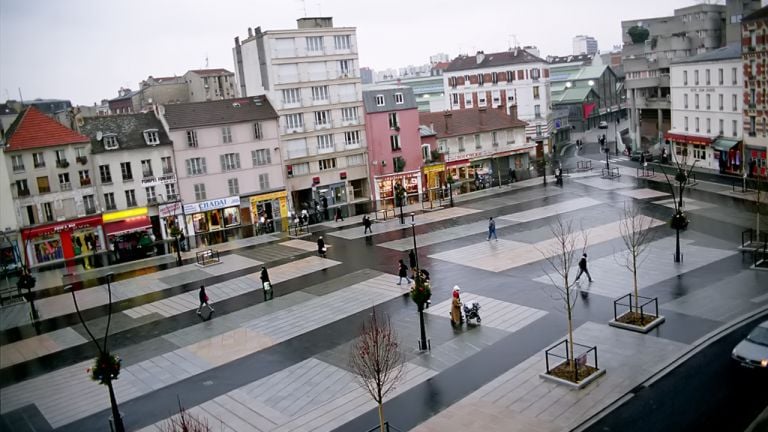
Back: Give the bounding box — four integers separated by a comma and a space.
34, 235, 63, 263
223, 207, 240, 227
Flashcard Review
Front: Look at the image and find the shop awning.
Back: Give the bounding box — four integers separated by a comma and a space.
103, 216, 152, 237
711, 138, 740, 152
664, 132, 713, 146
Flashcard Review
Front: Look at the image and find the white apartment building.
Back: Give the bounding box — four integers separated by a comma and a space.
667, 43, 743, 173
185, 69, 238, 102
160, 97, 283, 248
573, 35, 598, 56
233, 17, 370, 217
442, 49, 553, 154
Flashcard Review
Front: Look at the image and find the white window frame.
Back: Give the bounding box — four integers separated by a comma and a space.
103, 135, 119, 150
282, 88, 301, 104
222, 127, 232, 144
258, 173, 270, 190
314, 110, 331, 127
318, 158, 337, 171
341, 107, 358, 122
344, 130, 361, 146
375, 95, 385, 106
228, 178, 239, 195
311, 86, 329, 101
394, 93, 404, 104
186, 130, 198, 147
253, 122, 263, 140
194, 184, 206, 201
125, 190, 137, 207
220, 153, 241, 171
186, 157, 207, 176
334, 35, 351, 50
143, 129, 160, 145
390, 135, 401, 151
317, 134, 334, 153
252, 149, 272, 166
306, 36, 324, 52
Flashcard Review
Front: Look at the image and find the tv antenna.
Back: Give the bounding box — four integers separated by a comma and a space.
508, 34, 520, 49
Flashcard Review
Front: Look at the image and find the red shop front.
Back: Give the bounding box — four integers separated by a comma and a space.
21, 215, 104, 266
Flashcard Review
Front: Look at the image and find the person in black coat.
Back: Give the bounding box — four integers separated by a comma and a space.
397, 259, 411, 285
260, 266, 270, 286
363, 215, 373, 234
317, 236, 326, 258
574, 253, 593, 283
408, 249, 417, 274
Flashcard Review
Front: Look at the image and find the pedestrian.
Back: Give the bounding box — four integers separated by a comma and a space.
408, 249, 417, 275
179, 232, 186, 252
420, 268, 431, 308
197, 285, 214, 315
574, 253, 593, 283
397, 259, 411, 285
556, 165, 563, 186
450, 286, 462, 326
363, 215, 373, 234
260, 266, 270, 286
317, 236, 327, 258
335, 207, 343, 222
487, 217, 497, 241
510, 169, 517, 183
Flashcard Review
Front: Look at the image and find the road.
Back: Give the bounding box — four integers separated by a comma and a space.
584, 313, 768, 432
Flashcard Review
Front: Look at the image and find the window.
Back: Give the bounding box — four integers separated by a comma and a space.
347, 154, 364, 166
222, 127, 232, 144
684, 116, 689, 131
718, 68, 723, 85
334, 35, 351, 50
492, 131, 499, 146
228, 178, 239, 195
125, 190, 137, 207
692, 144, 706, 160
491, 72, 498, 84
33, 152, 45, 168
11, 155, 24, 171
145, 186, 157, 203
317, 134, 334, 152
695, 117, 700, 132
143, 129, 159, 145
732, 94, 738, 111
492, 90, 501, 106
684, 94, 689, 108
311, 86, 329, 101
451, 93, 460, 107
338, 59, 350, 76
390, 135, 401, 151
732, 67, 738, 85
344, 130, 361, 146
15, 179, 29, 196
694, 70, 699, 85
706, 118, 711, 133
534, 105, 541, 118
506, 70, 514, 82
478, 73, 485, 86
751, 30, 757, 46
165, 183, 177, 200
705, 69, 710, 85
474, 134, 481, 149
42, 202, 54, 222
533, 86, 540, 100
394, 93, 404, 104
253, 122, 263, 140
292, 162, 310, 175
83, 195, 96, 214
750, 116, 757, 136
388, 112, 399, 129
58, 173, 70, 190
103, 135, 118, 150
530, 68, 541, 80
220, 153, 241, 171
464, 93, 473, 108
318, 158, 336, 171
55, 150, 66, 162
438, 139, 448, 153
750, 60, 757, 77
478, 92, 487, 107
141, 160, 153, 177
683, 71, 688, 86
695, 94, 700, 109
285, 113, 304, 130
258, 173, 269, 190
252, 149, 272, 166
719, 94, 724, 111
750, 88, 757, 105
186, 130, 198, 147
186, 157, 207, 175
104, 193, 116, 210
464, 74, 471, 84
375, 94, 385, 106
706, 94, 710, 110
306, 36, 324, 52
314, 110, 331, 127
120, 162, 133, 181
79, 170, 91, 186
99, 165, 112, 184
282, 88, 301, 104
341, 107, 358, 122
193, 184, 206, 201
24, 205, 37, 225
458, 136, 465, 152
161, 156, 173, 174
719, 119, 724, 135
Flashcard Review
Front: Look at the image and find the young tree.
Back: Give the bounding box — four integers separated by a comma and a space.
538, 216, 588, 369
349, 307, 406, 432
658, 149, 697, 263
156, 398, 212, 432
617, 202, 656, 312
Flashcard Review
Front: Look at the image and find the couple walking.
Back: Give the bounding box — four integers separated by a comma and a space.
396, 249, 419, 285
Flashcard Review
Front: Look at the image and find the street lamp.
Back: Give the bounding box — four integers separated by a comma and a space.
410, 214, 429, 351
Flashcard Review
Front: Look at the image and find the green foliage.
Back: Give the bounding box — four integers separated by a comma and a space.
670, 211, 689, 230
170, 227, 182, 238
87, 352, 121, 385
446, 173, 455, 184
409, 273, 431, 306
628, 26, 650, 44
393, 156, 406, 173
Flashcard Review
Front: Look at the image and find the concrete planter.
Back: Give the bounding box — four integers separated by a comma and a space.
609, 312, 665, 334
539, 366, 606, 390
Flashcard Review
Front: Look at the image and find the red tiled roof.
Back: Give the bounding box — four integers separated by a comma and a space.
5, 107, 89, 151
419, 108, 527, 139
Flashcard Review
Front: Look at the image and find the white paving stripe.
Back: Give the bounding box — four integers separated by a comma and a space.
574, 177, 635, 190
378, 218, 519, 251
430, 217, 666, 272
615, 188, 670, 199
327, 207, 481, 240
425, 293, 547, 333
498, 197, 602, 223
652, 198, 714, 211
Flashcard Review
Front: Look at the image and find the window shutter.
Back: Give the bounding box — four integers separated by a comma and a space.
235, 153, 241, 168
220, 155, 226, 170
201, 158, 206, 173
185, 159, 191, 175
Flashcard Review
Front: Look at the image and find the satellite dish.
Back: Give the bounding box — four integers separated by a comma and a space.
96, 131, 103, 141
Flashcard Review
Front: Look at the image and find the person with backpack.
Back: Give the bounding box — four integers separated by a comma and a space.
197, 285, 214, 315
574, 253, 593, 283
397, 259, 411, 285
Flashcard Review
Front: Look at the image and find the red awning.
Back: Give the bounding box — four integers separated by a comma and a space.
446, 159, 470, 167
664, 132, 713, 146
22, 215, 102, 239
104, 216, 152, 237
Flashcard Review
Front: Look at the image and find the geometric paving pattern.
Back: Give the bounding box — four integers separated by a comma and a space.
426, 293, 548, 333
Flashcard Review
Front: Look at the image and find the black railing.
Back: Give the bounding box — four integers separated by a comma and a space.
365, 421, 404, 432
601, 167, 621, 179
613, 293, 660, 323
752, 240, 768, 268
544, 339, 599, 383
637, 166, 655, 178
576, 160, 592, 171
196, 249, 220, 266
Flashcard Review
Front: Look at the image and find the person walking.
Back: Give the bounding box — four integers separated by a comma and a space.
317, 236, 327, 258
363, 215, 373, 234
487, 217, 497, 241
260, 266, 270, 287
574, 253, 593, 283
197, 285, 214, 315
335, 207, 344, 222
397, 259, 411, 285
408, 249, 417, 276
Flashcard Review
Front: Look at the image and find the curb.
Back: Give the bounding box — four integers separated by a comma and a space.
571, 304, 768, 432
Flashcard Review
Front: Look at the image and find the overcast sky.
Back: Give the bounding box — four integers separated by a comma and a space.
0, 0, 742, 106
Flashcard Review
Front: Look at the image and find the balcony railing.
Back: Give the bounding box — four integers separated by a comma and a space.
84, 206, 97, 215
76, 156, 88, 165
34, 162, 45, 168
56, 159, 69, 168
17, 189, 30, 197
162, 167, 173, 175
147, 198, 159, 205
12, 165, 24, 172
38, 187, 51, 194
60, 182, 72, 191
106, 204, 117, 211
80, 178, 92, 186
166, 194, 179, 201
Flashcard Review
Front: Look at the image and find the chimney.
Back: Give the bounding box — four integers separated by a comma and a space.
248, 27, 253, 37
476, 51, 485, 64
507, 104, 519, 120
443, 111, 452, 133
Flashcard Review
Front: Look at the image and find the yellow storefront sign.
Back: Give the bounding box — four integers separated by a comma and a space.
250, 191, 289, 219
422, 163, 445, 174
102, 207, 148, 222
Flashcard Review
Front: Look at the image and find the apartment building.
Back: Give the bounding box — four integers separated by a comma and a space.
159, 97, 282, 247
573, 35, 598, 56
742, 5, 768, 178
233, 17, 370, 217
667, 43, 743, 173
185, 69, 238, 102
3, 107, 105, 267
442, 49, 552, 155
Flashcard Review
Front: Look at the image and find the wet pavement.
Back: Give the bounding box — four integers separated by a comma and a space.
0, 168, 766, 432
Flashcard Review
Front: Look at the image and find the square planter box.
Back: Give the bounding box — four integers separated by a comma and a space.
609, 312, 665, 334
539, 365, 606, 390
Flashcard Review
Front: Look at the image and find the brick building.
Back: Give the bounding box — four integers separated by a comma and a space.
742, 5, 768, 178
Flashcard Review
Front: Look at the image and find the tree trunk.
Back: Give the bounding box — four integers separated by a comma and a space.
566, 283, 574, 368
632, 259, 639, 311
378, 403, 385, 432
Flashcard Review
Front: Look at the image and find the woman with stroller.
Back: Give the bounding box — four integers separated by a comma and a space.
450, 286, 462, 326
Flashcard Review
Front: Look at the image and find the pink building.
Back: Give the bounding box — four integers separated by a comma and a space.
363, 87, 424, 209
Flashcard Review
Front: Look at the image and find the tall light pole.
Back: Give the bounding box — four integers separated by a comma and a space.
410, 214, 429, 351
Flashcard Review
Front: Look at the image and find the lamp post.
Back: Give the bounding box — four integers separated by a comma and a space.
410, 214, 429, 351
605, 146, 610, 171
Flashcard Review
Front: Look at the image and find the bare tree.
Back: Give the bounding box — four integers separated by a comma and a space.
617, 202, 656, 312
349, 307, 406, 432
658, 148, 697, 263
156, 398, 212, 432
538, 216, 589, 367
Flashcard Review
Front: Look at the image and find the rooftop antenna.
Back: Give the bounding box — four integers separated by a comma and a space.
508, 34, 520, 49
205, 54, 209, 68
298, 0, 307, 16
18, 88, 24, 106
316, 2, 321, 15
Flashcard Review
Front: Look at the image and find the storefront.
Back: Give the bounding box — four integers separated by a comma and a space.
422, 163, 446, 205
184, 196, 241, 247
374, 170, 422, 209
102, 208, 155, 262
711, 138, 743, 175
1, 231, 21, 272
21, 215, 104, 267
746, 146, 767, 178
159, 202, 187, 240
665, 132, 715, 170
249, 190, 289, 233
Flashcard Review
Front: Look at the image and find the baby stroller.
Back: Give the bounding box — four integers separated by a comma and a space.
463, 300, 481, 324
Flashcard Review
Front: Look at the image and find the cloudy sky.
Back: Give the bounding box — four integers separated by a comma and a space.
0, 0, 739, 105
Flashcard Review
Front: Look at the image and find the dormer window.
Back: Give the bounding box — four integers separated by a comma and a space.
143, 129, 160, 145
375, 95, 385, 106
103, 134, 119, 150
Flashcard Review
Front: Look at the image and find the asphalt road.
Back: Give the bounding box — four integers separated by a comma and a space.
584, 313, 768, 432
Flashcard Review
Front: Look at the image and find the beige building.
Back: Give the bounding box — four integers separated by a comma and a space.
185, 69, 238, 102
138, 76, 189, 111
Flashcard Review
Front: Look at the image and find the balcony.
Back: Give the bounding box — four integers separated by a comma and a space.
56, 159, 69, 168
84, 206, 97, 215
105, 204, 117, 211
162, 167, 173, 175
12, 165, 24, 172
283, 124, 305, 134
749, 103, 757, 109
17, 189, 30, 197
625, 76, 660, 89
60, 182, 72, 191
76, 156, 88, 165
80, 178, 92, 187
166, 194, 179, 201
147, 198, 159, 205
142, 172, 153, 179
34, 162, 45, 169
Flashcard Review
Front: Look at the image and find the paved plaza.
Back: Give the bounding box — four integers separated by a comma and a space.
1, 167, 767, 432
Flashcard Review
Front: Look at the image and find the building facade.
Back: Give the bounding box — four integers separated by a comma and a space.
233, 17, 370, 218
373, 75, 446, 112
363, 87, 423, 209
667, 44, 743, 173
742, 6, 768, 178
550, 62, 623, 131
573, 35, 598, 56
727, 0, 764, 44
442, 49, 552, 154
185, 69, 238, 102
160, 97, 283, 247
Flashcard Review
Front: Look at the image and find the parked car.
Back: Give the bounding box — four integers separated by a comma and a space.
630, 150, 654, 162
732, 320, 768, 369
598, 121, 609, 129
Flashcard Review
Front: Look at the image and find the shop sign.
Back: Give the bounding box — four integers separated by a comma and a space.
103, 207, 148, 223
249, 190, 288, 203
159, 202, 184, 218
422, 163, 446, 174
23, 215, 102, 238
141, 173, 177, 187
184, 196, 240, 214
445, 150, 489, 162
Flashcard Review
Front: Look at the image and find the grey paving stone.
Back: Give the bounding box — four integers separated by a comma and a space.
302, 269, 384, 297
157, 269, 212, 287
235, 244, 307, 263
